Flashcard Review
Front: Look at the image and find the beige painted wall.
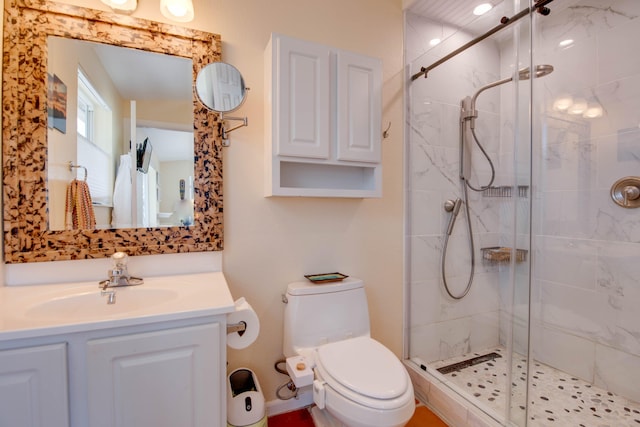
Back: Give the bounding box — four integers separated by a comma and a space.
11, 0, 405, 402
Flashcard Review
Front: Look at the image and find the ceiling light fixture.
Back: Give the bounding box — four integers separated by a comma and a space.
568, 98, 587, 115
583, 103, 603, 119
100, 0, 137, 13
552, 94, 573, 111
473, 3, 493, 16
160, 0, 194, 22
429, 38, 441, 46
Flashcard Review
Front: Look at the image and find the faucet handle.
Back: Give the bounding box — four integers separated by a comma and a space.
112, 252, 129, 269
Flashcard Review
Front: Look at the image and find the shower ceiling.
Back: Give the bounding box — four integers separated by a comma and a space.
404, 0, 503, 28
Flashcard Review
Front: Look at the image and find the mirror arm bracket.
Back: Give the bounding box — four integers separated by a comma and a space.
218, 115, 248, 146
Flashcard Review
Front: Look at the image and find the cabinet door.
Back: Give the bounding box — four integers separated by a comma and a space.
86, 323, 221, 427
336, 51, 382, 163
0, 344, 69, 427
275, 35, 331, 159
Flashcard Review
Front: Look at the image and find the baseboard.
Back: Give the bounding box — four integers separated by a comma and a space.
265, 387, 314, 417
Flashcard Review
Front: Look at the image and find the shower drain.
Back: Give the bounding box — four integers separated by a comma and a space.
436, 352, 502, 374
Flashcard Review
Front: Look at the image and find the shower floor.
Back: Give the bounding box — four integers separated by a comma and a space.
429, 347, 640, 426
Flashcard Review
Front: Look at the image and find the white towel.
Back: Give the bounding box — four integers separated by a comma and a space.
112, 154, 133, 228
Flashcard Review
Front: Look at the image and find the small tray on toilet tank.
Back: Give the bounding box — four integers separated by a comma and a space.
304, 272, 348, 284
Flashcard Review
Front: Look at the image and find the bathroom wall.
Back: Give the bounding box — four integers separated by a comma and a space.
1, 0, 405, 404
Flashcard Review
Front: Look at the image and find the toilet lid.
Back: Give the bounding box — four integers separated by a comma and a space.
316, 336, 408, 400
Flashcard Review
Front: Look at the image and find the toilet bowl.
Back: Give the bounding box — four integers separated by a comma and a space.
283, 277, 415, 427
312, 337, 415, 427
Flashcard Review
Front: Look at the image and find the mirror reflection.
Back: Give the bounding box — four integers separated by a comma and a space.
195, 62, 247, 112
47, 36, 195, 230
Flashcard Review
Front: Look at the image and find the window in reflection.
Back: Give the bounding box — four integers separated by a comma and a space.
77, 68, 114, 208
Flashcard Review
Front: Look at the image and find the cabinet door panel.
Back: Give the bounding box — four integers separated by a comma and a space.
0, 344, 69, 427
87, 324, 221, 427
276, 36, 330, 159
336, 51, 382, 163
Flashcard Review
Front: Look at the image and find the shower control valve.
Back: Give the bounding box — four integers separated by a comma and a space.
611, 177, 640, 208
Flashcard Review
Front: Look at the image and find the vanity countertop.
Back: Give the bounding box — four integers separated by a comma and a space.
0, 271, 235, 341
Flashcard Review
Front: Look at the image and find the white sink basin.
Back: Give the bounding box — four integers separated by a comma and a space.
0, 272, 236, 337
25, 287, 179, 320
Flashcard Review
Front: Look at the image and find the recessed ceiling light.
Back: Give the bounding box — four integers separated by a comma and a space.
473, 3, 493, 16
429, 38, 441, 46
559, 39, 574, 48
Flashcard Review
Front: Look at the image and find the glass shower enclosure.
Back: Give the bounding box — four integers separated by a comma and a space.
404, 0, 640, 425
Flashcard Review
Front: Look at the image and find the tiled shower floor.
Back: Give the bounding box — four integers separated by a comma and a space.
430, 347, 640, 426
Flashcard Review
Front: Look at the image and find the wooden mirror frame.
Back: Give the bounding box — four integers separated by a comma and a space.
2, 0, 224, 263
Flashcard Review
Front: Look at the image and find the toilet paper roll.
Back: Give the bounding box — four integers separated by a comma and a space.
226, 297, 260, 350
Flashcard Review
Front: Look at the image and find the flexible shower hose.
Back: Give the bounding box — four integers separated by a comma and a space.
465, 127, 496, 192
440, 182, 475, 300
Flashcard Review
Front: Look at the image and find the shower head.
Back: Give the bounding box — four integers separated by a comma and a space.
469, 64, 555, 111
518, 64, 554, 80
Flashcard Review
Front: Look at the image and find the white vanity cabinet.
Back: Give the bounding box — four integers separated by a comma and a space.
0, 318, 227, 427
0, 343, 69, 427
265, 33, 383, 198
86, 323, 222, 427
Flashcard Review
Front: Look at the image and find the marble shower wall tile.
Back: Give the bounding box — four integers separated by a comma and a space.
534, 236, 598, 290
597, 16, 640, 83
534, 325, 596, 383
595, 344, 640, 403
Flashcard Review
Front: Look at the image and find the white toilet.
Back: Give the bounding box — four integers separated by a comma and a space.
283, 277, 415, 427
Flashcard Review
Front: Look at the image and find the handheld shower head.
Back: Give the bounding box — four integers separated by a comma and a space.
444, 198, 462, 236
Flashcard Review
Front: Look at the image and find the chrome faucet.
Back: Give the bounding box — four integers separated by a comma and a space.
99, 252, 144, 303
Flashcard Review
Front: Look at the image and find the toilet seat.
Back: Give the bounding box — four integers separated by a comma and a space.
315, 336, 412, 410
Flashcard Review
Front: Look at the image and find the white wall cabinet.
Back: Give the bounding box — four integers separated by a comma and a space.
86, 324, 221, 427
0, 344, 69, 427
265, 33, 383, 198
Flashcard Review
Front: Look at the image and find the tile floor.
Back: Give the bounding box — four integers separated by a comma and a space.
267, 403, 447, 427
431, 346, 640, 426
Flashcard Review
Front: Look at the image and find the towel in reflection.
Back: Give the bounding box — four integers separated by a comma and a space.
65, 179, 96, 229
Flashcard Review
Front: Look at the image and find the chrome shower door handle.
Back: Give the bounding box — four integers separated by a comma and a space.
611, 177, 640, 208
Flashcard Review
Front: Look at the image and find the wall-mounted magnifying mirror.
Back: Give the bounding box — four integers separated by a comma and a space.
195, 62, 248, 145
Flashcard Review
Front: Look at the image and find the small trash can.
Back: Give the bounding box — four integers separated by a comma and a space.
227, 368, 267, 427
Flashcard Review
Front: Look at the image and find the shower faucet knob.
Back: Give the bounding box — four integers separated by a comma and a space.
623, 185, 640, 203
444, 200, 457, 212
611, 177, 640, 208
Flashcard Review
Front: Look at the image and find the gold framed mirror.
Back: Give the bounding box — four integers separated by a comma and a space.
2, 0, 224, 263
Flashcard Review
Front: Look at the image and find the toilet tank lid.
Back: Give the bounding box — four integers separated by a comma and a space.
287, 277, 363, 295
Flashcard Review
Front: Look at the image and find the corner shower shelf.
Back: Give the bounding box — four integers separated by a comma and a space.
482, 185, 529, 198
481, 247, 528, 263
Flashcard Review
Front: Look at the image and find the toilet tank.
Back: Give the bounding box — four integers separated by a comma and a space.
283, 277, 371, 357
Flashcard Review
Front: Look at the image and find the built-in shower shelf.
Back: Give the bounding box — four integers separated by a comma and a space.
481, 247, 528, 263
482, 185, 529, 198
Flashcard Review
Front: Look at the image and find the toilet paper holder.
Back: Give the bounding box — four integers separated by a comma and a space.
227, 321, 247, 336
